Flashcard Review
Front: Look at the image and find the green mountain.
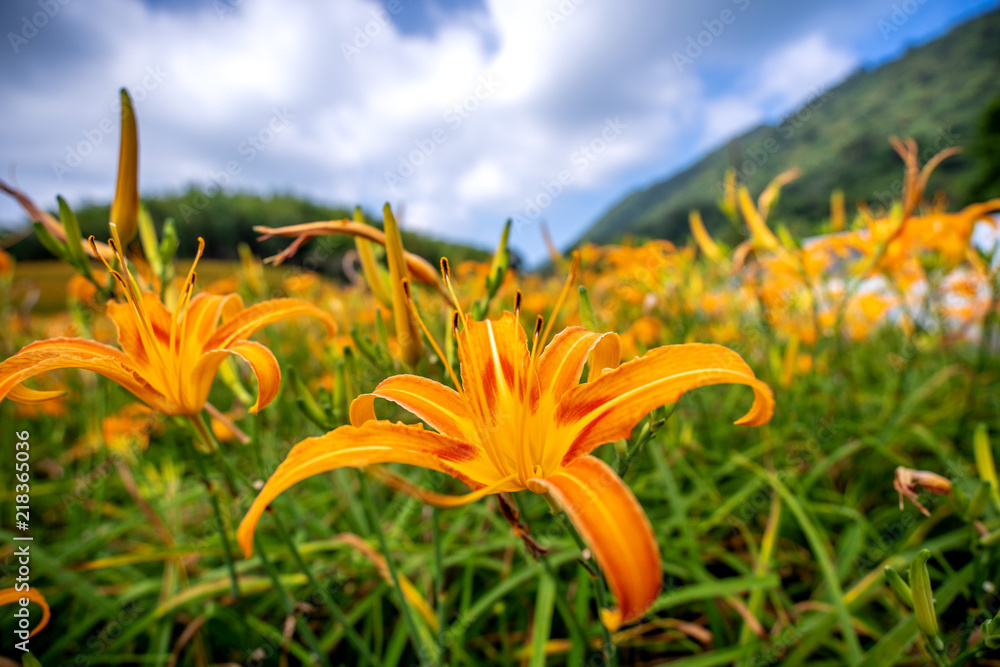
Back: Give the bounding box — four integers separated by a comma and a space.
3, 189, 489, 277
577, 8, 1000, 248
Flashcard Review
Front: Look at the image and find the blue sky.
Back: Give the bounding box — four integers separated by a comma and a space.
1, 0, 996, 264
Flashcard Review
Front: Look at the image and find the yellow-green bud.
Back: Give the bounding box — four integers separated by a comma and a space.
966, 480, 992, 522
884, 566, 912, 607
908, 549, 942, 650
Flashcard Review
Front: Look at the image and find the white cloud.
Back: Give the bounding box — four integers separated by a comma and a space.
697, 32, 856, 151
456, 159, 511, 203
755, 32, 856, 110
701, 96, 764, 149
0, 0, 870, 262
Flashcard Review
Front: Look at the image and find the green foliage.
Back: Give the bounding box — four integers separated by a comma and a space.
964, 93, 1000, 200
4, 188, 489, 277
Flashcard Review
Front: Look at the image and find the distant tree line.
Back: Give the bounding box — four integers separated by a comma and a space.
2, 189, 491, 280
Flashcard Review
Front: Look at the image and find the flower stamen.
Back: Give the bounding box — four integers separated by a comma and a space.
440, 257, 465, 320
402, 279, 463, 393
539, 251, 580, 349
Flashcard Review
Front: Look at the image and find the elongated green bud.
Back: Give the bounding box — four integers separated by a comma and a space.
57, 196, 92, 277
471, 220, 512, 319
288, 367, 333, 430
333, 358, 348, 423
383, 203, 423, 366
578, 285, 598, 331
353, 206, 392, 307
486, 219, 511, 294
33, 221, 68, 261
110, 89, 139, 245
974, 423, 1000, 511
137, 205, 161, 278
884, 566, 913, 607
982, 612, 1000, 649
966, 480, 992, 522
375, 307, 390, 350
342, 346, 358, 401
159, 219, 179, 266
909, 550, 942, 650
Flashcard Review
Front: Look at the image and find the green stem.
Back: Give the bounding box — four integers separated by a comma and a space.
271, 511, 381, 667
255, 536, 333, 667
248, 416, 381, 667
924, 640, 950, 667
734, 454, 863, 665
591, 565, 618, 667
957, 272, 999, 442
357, 471, 435, 667
617, 407, 673, 477
188, 417, 241, 601
555, 512, 616, 666
538, 554, 587, 653
432, 506, 447, 662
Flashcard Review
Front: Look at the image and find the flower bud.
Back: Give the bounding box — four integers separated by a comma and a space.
110, 89, 139, 246
974, 423, 1000, 512
578, 286, 599, 331
689, 210, 723, 263
966, 480, 992, 522
884, 566, 913, 607
908, 549, 942, 650
353, 206, 392, 307
383, 203, 423, 366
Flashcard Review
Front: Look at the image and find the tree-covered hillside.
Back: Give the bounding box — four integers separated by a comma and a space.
577, 8, 1000, 248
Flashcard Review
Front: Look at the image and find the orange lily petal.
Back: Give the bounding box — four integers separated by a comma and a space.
0, 338, 176, 414
237, 421, 486, 557
369, 375, 479, 442
7, 385, 67, 404
182, 293, 229, 347
106, 291, 174, 364
529, 456, 661, 631
0, 586, 51, 638
587, 332, 622, 383
457, 311, 529, 429
209, 298, 337, 349
193, 340, 282, 414
350, 393, 378, 427
349, 390, 508, 486
537, 327, 621, 405
179, 293, 238, 378
555, 343, 774, 465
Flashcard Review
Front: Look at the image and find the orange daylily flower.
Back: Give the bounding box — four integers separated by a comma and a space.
238, 301, 774, 630
0, 586, 50, 638
0, 224, 336, 417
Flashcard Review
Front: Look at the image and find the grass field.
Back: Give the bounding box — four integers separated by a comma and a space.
2, 160, 1000, 667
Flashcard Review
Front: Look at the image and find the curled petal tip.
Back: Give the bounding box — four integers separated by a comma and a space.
732, 381, 775, 427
